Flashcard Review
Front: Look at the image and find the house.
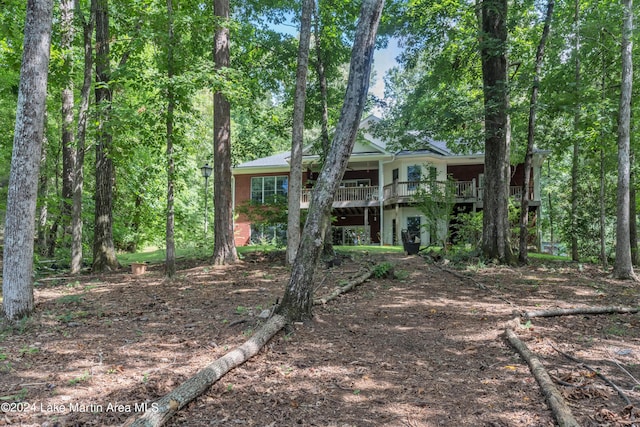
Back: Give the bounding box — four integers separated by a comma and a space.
231, 115, 547, 248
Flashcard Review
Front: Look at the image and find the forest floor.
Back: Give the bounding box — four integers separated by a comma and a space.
1, 250, 640, 426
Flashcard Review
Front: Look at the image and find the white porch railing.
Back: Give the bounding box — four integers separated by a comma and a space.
301, 185, 379, 205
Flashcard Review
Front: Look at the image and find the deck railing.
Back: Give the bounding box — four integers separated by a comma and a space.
301, 185, 379, 205
301, 181, 534, 205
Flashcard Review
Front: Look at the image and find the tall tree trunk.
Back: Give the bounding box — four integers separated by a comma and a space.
70, 0, 95, 274
36, 134, 49, 255
165, 0, 176, 278
519, 0, 554, 265
92, 0, 119, 272
570, 0, 580, 262
286, 0, 314, 265
60, 0, 75, 255
2, 0, 53, 321
600, 148, 608, 268
599, 42, 608, 269
480, 0, 512, 263
630, 161, 638, 265
613, 0, 635, 279
212, 0, 238, 265
313, 6, 331, 157
276, 0, 385, 322
313, 5, 335, 260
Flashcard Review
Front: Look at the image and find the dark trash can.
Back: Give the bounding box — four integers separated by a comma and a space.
401, 230, 420, 255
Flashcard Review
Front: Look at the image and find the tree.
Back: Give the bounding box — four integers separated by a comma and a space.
612, 0, 635, 279
286, 0, 314, 265
570, 0, 581, 262
165, 0, 177, 278
480, 0, 512, 263
2, 0, 54, 320
59, 0, 76, 257
92, 0, 120, 272
276, 0, 385, 322
70, 0, 95, 274
519, 0, 554, 264
212, 0, 239, 265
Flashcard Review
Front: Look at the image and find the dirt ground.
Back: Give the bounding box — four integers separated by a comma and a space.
1, 251, 640, 426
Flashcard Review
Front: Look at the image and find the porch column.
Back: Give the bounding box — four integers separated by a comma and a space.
364, 207, 369, 243
378, 159, 384, 245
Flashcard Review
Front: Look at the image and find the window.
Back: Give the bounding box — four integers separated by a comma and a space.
251, 176, 288, 203
407, 165, 421, 190
392, 168, 399, 181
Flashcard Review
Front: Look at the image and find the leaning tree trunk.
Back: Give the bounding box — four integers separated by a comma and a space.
286, 0, 314, 266
92, 0, 120, 272
613, 0, 635, 280
519, 0, 554, 265
2, 0, 53, 321
165, 0, 176, 278
276, 0, 385, 322
70, 0, 95, 274
212, 0, 239, 265
480, 0, 512, 263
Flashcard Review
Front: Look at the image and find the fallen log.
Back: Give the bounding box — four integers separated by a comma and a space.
524, 306, 639, 319
313, 268, 373, 305
504, 328, 580, 427
125, 314, 286, 427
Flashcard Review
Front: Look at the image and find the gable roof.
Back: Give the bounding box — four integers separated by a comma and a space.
234, 151, 290, 171
233, 115, 501, 172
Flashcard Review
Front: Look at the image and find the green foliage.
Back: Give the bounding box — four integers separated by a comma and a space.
236, 195, 290, 227
373, 262, 395, 278
452, 211, 483, 248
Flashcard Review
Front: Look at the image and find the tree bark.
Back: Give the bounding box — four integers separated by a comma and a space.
613, 0, 635, 280
126, 314, 287, 427
276, 0, 385, 322
212, 0, 239, 266
70, 0, 95, 274
286, 0, 314, 266
165, 0, 176, 278
480, 0, 512, 263
92, 0, 120, 272
504, 329, 580, 427
519, 0, 554, 265
2, 0, 53, 321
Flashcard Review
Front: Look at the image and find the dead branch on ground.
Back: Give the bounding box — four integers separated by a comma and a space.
313, 268, 374, 305
504, 328, 580, 427
550, 343, 632, 406
524, 306, 638, 319
125, 314, 286, 427
432, 263, 517, 307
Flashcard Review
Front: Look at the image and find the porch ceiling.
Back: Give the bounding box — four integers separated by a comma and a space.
333, 206, 379, 217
